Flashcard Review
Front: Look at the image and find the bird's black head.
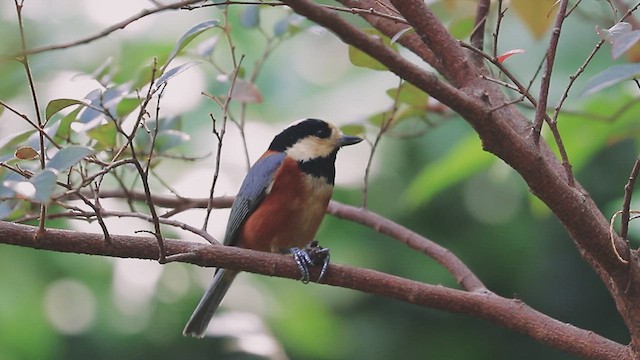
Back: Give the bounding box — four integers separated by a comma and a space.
269, 119, 332, 153
268, 118, 363, 184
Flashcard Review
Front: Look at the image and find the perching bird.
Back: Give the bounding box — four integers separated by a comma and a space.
183, 118, 363, 338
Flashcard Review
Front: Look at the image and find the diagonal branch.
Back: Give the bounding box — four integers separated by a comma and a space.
0, 220, 630, 360
336, 0, 446, 74
3, 0, 208, 59
389, 0, 478, 87
84, 189, 484, 291
531, 0, 570, 142
280, 0, 486, 123
470, 0, 490, 56
287, 0, 640, 345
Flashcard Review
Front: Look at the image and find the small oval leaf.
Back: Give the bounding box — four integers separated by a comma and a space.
230, 79, 263, 103
45, 98, 87, 121
348, 29, 395, 71
340, 124, 365, 136
240, 6, 260, 28
582, 64, 640, 96
46, 145, 94, 171
612, 30, 640, 59
497, 49, 526, 63
30, 169, 58, 203
164, 19, 219, 70
15, 146, 39, 160
155, 61, 201, 90
386, 82, 429, 106
195, 35, 219, 57
596, 22, 632, 44
390, 27, 414, 45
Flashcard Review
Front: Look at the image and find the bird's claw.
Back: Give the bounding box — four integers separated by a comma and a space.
289, 241, 330, 284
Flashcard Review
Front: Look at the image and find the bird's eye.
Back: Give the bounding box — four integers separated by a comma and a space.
315, 127, 331, 139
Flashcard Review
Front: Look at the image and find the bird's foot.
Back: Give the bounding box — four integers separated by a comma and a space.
289, 241, 330, 284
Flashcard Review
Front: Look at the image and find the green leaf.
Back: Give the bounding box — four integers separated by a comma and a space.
87, 122, 117, 149
582, 64, 640, 96
155, 130, 190, 152
163, 19, 219, 71
46, 145, 94, 171
349, 45, 388, 71
348, 29, 395, 71
404, 133, 494, 207
116, 98, 140, 118
390, 27, 414, 45
53, 107, 81, 141
0, 200, 15, 220
340, 124, 365, 136
45, 98, 86, 121
240, 6, 260, 28
394, 106, 428, 124
387, 82, 429, 106
29, 169, 58, 203
134, 64, 157, 90
449, 16, 475, 40
155, 61, 201, 90
0, 130, 36, 161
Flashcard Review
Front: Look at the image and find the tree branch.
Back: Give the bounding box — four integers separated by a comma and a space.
84, 190, 484, 291
280, 0, 486, 130
389, 0, 478, 87
3, 0, 208, 59
0, 220, 630, 360
282, 0, 640, 347
336, 0, 446, 75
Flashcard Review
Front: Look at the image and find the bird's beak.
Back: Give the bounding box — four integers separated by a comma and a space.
339, 135, 363, 147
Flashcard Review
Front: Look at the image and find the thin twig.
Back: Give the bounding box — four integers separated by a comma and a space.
470, 0, 490, 63
532, 0, 570, 144
492, 0, 506, 59
3, 0, 207, 59
462, 41, 576, 186
362, 77, 403, 208
338, 0, 445, 74
621, 156, 640, 242
202, 47, 244, 230
13, 0, 48, 237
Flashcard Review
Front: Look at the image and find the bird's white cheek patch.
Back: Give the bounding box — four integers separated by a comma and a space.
286, 137, 338, 162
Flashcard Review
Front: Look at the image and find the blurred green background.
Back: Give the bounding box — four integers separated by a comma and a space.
0, 1, 637, 359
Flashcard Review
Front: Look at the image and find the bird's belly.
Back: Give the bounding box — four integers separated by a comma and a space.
238, 171, 333, 253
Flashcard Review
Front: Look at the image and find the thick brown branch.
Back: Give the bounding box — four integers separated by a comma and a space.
470, 0, 490, 57
295, 0, 640, 346
390, 0, 478, 87
336, 0, 446, 74
86, 189, 483, 290
280, 0, 486, 128
0, 220, 630, 360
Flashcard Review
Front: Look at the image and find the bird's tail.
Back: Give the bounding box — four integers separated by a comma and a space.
183, 268, 239, 338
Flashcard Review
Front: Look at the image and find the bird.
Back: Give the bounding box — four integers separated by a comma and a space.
183, 118, 363, 338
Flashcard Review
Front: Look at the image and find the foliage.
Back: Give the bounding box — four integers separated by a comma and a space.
3, 1, 640, 360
